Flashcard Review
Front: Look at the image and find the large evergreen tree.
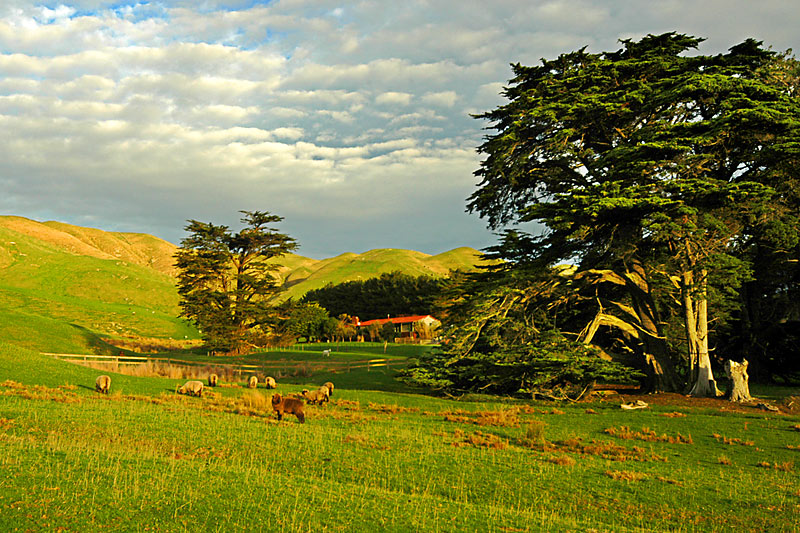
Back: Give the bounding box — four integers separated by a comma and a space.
174, 211, 298, 354
426, 33, 800, 394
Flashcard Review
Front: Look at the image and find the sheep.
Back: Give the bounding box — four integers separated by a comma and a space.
322, 349, 331, 357
301, 388, 329, 406
322, 381, 334, 396
264, 376, 277, 389
208, 373, 218, 387
95, 375, 111, 394
248, 375, 258, 389
177, 380, 204, 397
271, 393, 305, 423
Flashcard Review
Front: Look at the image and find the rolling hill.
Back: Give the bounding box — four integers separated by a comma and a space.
0, 216, 488, 352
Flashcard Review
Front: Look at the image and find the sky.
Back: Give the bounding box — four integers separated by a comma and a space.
1, 1, 798, 259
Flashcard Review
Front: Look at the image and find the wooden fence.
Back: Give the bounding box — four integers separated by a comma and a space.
42, 352, 405, 376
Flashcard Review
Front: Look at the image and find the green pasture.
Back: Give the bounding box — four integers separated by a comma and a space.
1, 342, 799, 532
0, 225, 199, 353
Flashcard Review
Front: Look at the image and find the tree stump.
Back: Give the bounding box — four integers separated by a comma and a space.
724, 359, 752, 402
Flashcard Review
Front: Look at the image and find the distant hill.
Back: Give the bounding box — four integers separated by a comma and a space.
0, 216, 488, 352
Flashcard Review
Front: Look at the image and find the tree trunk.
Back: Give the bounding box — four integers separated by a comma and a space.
626, 261, 680, 393
724, 359, 752, 402
685, 270, 720, 397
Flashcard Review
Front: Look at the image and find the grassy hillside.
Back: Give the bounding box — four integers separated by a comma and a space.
0, 216, 486, 352
275, 247, 488, 301
2, 342, 799, 531
0, 218, 198, 352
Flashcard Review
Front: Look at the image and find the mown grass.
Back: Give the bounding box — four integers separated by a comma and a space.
1, 342, 799, 532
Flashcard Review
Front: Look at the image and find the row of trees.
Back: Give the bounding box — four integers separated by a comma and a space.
404, 33, 800, 396
300, 272, 447, 319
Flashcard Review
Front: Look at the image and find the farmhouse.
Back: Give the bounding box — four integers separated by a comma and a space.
357, 315, 441, 342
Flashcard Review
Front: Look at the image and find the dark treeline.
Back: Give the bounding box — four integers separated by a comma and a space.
300, 271, 447, 319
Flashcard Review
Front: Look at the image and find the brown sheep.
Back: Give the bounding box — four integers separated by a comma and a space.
95, 375, 111, 394
208, 373, 218, 387
248, 375, 258, 389
177, 380, 204, 397
322, 381, 334, 396
271, 393, 305, 423
264, 376, 277, 389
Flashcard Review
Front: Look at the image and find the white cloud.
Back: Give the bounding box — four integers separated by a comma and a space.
0, 0, 797, 257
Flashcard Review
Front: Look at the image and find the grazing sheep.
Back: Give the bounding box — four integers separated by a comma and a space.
271, 393, 305, 423
301, 388, 329, 406
322, 381, 334, 396
177, 380, 204, 397
208, 373, 218, 387
95, 375, 111, 394
248, 375, 258, 389
322, 349, 331, 357
264, 376, 277, 389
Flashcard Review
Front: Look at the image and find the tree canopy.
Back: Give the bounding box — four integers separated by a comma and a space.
301, 271, 447, 320
174, 211, 298, 354
406, 33, 800, 395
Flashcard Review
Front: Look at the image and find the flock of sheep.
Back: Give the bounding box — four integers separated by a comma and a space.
94, 373, 334, 424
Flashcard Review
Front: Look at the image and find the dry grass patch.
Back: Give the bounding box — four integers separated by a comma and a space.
0, 417, 14, 430
604, 470, 648, 482
659, 412, 687, 418
604, 426, 693, 444
712, 434, 755, 447
0, 380, 82, 404
547, 455, 575, 466
441, 407, 522, 428
757, 461, 794, 471
367, 402, 420, 415
332, 399, 360, 411
451, 429, 508, 450
718, 456, 733, 465
554, 437, 666, 462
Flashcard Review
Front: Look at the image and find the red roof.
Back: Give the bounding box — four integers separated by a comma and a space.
358, 315, 438, 327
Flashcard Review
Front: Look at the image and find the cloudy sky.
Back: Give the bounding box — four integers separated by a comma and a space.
1, 1, 798, 258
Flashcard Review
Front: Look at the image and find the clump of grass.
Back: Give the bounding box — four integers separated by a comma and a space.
792, 424, 800, 432
0, 381, 82, 404
518, 420, 547, 449
604, 470, 647, 482
344, 433, 391, 451
547, 455, 575, 466
718, 456, 732, 465
712, 434, 755, 447
0, 417, 14, 430
786, 444, 800, 451
584, 409, 598, 415
757, 461, 794, 472
554, 437, 666, 462
368, 402, 419, 415
548, 408, 565, 415
451, 429, 508, 450
333, 399, 360, 410
604, 426, 693, 444
659, 412, 687, 418
441, 408, 521, 428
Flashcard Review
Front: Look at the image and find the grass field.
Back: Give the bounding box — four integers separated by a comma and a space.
1, 342, 799, 532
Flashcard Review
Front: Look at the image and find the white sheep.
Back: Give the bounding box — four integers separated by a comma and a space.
322, 381, 334, 396
208, 373, 218, 387
95, 375, 111, 394
248, 376, 258, 389
301, 388, 329, 406
322, 349, 331, 357
177, 380, 204, 397
264, 376, 277, 389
